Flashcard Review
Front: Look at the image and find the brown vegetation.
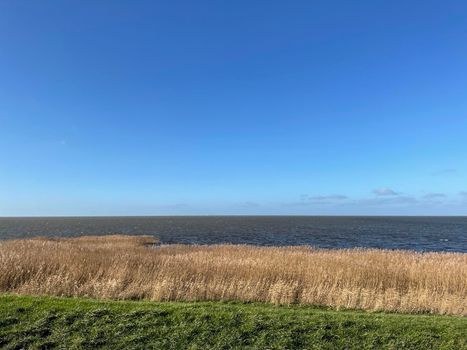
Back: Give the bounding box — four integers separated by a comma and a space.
0, 235, 465, 315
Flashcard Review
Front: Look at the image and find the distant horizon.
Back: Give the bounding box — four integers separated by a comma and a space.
2, 214, 467, 218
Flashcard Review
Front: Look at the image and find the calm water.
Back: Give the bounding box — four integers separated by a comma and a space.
0, 216, 466, 252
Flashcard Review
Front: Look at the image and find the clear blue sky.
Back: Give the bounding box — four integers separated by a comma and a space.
1, 1, 466, 216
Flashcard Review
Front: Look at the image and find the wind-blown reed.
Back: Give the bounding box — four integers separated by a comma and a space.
0, 235, 465, 315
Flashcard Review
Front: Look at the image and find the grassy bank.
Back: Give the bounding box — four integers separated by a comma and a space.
0, 295, 466, 350
1, 235, 465, 315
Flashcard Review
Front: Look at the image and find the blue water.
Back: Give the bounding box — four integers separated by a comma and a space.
0, 216, 466, 252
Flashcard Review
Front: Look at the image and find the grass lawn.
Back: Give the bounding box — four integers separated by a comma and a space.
0, 295, 465, 350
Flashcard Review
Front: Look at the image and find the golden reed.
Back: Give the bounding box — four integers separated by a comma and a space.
0, 235, 465, 315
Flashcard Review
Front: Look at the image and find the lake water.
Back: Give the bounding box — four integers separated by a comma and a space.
0, 216, 466, 252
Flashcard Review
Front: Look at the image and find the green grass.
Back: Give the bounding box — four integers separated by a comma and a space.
0, 295, 465, 350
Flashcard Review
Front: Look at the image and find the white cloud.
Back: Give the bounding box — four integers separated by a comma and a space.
423, 193, 446, 199
306, 195, 348, 201
288, 194, 348, 207
241, 201, 260, 208
359, 196, 418, 206
372, 188, 399, 196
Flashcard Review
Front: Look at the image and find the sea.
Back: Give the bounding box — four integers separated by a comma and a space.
0, 216, 466, 253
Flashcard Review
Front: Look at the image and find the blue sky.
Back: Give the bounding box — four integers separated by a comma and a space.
1, 0, 466, 216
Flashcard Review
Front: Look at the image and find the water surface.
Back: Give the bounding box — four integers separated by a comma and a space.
0, 216, 466, 252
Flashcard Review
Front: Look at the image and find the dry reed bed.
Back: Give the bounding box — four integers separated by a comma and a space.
0, 235, 465, 316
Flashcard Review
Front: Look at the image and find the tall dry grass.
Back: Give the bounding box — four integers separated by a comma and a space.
0, 235, 465, 315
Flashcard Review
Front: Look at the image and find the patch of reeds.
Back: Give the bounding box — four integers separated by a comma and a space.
0, 235, 465, 315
